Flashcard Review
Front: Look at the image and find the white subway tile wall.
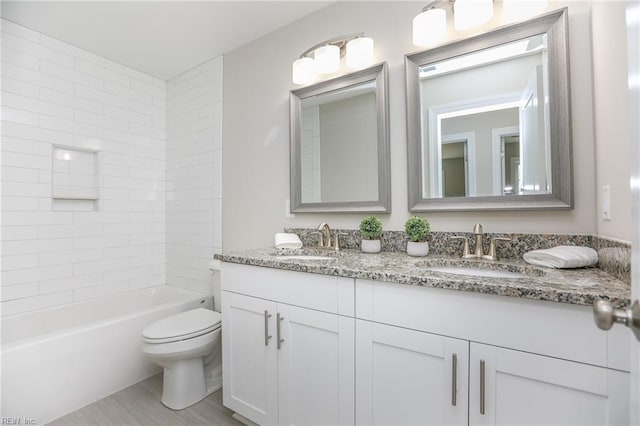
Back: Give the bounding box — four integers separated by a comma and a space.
166, 58, 223, 295
1, 19, 168, 315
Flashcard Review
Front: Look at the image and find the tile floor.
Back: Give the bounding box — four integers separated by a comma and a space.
47, 374, 242, 426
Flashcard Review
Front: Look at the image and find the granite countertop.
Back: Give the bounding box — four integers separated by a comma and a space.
215, 248, 631, 308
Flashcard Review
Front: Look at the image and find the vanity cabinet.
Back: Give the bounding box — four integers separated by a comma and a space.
355, 318, 628, 426
220, 263, 630, 425
355, 320, 469, 425
355, 279, 630, 426
222, 292, 277, 424
221, 263, 355, 426
468, 343, 629, 426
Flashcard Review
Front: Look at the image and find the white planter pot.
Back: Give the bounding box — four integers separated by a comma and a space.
407, 241, 429, 257
361, 239, 381, 253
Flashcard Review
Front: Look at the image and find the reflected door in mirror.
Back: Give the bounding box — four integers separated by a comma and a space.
420, 35, 550, 199
501, 135, 521, 195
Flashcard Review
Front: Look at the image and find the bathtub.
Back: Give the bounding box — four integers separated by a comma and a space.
0, 285, 212, 424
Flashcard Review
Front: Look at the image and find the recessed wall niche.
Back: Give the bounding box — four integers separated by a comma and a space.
51, 145, 99, 211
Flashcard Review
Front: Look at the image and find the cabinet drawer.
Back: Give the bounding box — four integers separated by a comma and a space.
356, 279, 609, 368
221, 262, 354, 316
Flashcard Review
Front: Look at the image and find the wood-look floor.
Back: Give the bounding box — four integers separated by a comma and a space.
47, 374, 243, 426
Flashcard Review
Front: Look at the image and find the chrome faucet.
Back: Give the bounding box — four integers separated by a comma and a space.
451, 224, 511, 261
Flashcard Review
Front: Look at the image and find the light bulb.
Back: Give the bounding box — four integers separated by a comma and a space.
314, 44, 340, 74
503, 0, 547, 22
292, 57, 316, 85
346, 37, 374, 69
454, 0, 494, 31
413, 8, 447, 46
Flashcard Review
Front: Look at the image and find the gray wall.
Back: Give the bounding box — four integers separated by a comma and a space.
222, 1, 607, 251
319, 93, 378, 202
591, 2, 632, 240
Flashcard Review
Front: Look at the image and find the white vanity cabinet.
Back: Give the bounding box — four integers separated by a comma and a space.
355, 319, 628, 426
221, 263, 355, 426
355, 320, 469, 426
222, 291, 278, 424
220, 261, 630, 425
355, 279, 630, 426
468, 343, 629, 426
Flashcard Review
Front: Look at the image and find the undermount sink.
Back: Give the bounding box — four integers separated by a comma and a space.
420, 259, 544, 279
424, 266, 529, 279
273, 248, 344, 261
278, 255, 336, 261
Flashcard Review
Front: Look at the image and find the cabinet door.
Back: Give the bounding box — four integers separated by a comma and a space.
355, 320, 469, 426
277, 304, 355, 425
469, 343, 630, 425
222, 291, 278, 425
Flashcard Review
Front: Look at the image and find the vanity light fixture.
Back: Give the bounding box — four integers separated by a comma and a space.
292, 33, 375, 85
413, 6, 447, 46
454, 0, 493, 31
346, 36, 375, 69
502, 0, 548, 23
413, 0, 547, 47
314, 44, 340, 74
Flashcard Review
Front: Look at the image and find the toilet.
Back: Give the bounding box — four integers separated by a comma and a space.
141, 308, 222, 410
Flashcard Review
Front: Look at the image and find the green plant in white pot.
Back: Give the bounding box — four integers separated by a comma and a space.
359, 216, 382, 253
405, 216, 430, 257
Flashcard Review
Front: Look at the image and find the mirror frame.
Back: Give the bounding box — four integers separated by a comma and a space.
290, 62, 390, 213
406, 8, 572, 212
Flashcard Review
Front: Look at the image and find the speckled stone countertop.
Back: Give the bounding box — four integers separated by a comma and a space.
215, 248, 631, 309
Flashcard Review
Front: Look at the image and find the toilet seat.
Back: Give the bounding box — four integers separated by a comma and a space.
143, 308, 221, 344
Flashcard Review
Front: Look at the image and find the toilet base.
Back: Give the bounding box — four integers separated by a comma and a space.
160, 358, 222, 410
205, 363, 223, 395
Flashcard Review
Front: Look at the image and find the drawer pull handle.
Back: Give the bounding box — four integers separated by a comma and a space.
264, 310, 272, 346
480, 359, 486, 415
451, 353, 458, 406
277, 313, 285, 349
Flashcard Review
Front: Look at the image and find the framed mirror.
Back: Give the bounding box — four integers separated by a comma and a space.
290, 62, 390, 213
406, 9, 572, 212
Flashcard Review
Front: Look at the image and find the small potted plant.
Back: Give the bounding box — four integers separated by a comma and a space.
359, 216, 382, 253
405, 215, 430, 257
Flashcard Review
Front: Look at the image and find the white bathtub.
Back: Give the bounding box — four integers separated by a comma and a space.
0, 285, 213, 424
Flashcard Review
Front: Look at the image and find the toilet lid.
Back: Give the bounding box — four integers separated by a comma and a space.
142, 308, 221, 343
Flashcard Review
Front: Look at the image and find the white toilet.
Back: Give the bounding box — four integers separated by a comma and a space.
141, 308, 222, 410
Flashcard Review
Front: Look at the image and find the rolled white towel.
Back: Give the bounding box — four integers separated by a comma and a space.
523, 246, 598, 269
274, 233, 303, 250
